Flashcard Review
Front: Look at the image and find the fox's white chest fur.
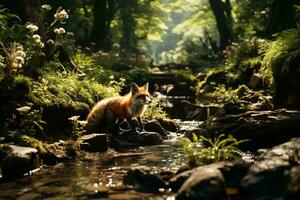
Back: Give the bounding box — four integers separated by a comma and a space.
128, 103, 146, 117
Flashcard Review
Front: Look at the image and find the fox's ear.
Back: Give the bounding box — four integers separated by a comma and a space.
131, 82, 139, 95
143, 82, 149, 91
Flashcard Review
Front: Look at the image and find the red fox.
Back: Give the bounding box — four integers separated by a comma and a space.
86, 82, 151, 133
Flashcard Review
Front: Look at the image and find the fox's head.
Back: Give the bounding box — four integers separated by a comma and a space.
130, 82, 152, 105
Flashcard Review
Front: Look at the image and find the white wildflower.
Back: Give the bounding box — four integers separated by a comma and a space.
109, 75, 114, 80
41, 4, 52, 11
16, 56, 25, 64
16, 44, 24, 51
47, 39, 55, 45
38, 42, 45, 48
26, 23, 39, 32
54, 27, 66, 35
112, 43, 120, 50
32, 34, 41, 40
68, 116, 80, 121
54, 9, 69, 21
16, 106, 31, 112
16, 50, 26, 58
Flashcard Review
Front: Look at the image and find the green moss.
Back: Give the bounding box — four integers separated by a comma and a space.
261, 28, 300, 84
3, 134, 46, 154
31, 72, 118, 109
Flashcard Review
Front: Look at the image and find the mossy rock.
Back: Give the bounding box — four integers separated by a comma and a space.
41, 102, 89, 135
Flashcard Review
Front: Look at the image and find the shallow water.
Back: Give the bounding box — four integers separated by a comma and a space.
0, 140, 185, 200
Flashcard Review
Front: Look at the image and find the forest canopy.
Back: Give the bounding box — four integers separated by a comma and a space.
1, 0, 299, 65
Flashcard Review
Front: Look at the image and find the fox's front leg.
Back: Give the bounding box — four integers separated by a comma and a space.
126, 117, 137, 132
137, 116, 144, 131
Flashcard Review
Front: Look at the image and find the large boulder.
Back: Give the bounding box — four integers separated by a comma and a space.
239, 138, 300, 200
1, 145, 40, 179
206, 110, 300, 151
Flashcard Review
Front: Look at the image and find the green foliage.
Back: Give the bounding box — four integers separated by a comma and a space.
31, 72, 119, 109
0, 6, 26, 44
232, 0, 269, 38
261, 28, 300, 84
73, 48, 152, 90
143, 98, 168, 120
203, 84, 238, 104
164, 1, 219, 65
0, 42, 26, 78
225, 38, 266, 67
68, 116, 87, 137
170, 68, 196, 84
180, 133, 247, 166
5, 105, 46, 137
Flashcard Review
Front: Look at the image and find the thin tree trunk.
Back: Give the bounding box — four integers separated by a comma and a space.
266, 0, 297, 36
208, 0, 233, 50
90, 0, 115, 50
119, 0, 138, 52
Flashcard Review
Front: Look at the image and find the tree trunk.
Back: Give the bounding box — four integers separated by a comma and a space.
208, 0, 233, 50
90, 0, 116, 50
119, 0, 138, 52
1, 0, 42, 25
266, 0, 297, 36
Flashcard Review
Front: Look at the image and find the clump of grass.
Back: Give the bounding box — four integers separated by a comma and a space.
180, 133, 248, 166
143, 98, 168, 120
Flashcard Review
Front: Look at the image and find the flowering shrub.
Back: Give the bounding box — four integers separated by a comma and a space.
0, 42, 26, 77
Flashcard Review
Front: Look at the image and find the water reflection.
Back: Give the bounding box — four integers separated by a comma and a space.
0, 143, 185, 200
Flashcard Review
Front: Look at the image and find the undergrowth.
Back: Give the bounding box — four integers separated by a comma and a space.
31, 72, 119, 109
143, 98, 168, 120
180, 133, 248, 166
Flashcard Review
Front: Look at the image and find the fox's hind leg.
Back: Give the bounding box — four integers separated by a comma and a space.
106, 109, 123, 134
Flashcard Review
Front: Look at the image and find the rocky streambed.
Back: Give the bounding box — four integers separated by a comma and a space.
0, 114, 300, 200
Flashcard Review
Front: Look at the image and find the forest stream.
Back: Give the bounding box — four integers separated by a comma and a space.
0, 120, 196, 200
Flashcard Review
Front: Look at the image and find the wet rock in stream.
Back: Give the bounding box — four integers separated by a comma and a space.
124, 166, 167, 193
144, 120, 169, 139
110, 130, 163, 148
1, 145, 40, 179
79, 133, 108, 152
156, 118, 179, 132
